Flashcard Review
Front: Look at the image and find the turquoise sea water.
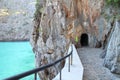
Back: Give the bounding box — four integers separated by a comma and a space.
0, 42, 35, 80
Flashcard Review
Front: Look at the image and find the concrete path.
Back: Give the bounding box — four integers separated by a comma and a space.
77, 47, 120, 80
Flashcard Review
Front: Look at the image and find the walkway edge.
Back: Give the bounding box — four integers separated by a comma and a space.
53, 44, 84, 80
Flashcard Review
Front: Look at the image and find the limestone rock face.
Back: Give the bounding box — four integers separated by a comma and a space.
0, 0, 35, 41
104, 20, 120, 74
30, 0, 104, 79
30, 0, 73, 79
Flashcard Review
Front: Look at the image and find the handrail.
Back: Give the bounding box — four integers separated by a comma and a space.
4, 46, 73, 80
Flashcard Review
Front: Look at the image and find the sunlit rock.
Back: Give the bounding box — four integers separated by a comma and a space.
0, 0, 36, 41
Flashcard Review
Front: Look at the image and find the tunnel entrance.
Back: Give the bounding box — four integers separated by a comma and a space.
80, 33, 88, 46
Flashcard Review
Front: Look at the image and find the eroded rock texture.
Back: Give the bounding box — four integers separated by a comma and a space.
30, 0, 73, 79
30, 0, 106, 79
104, 20, 120, 74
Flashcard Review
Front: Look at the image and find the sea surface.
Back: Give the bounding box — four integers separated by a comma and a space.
0, 42, 35, 80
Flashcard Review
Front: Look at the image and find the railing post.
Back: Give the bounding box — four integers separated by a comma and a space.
71, 53, 73, 65
60, 69, 62, 80
68, 56, 70, 72
34, 73, 37, 80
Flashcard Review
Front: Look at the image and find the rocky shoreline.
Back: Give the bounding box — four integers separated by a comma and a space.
0, 39, 29, 42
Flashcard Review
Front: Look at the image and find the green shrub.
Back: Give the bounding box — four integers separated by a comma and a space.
106, 0, 120, 7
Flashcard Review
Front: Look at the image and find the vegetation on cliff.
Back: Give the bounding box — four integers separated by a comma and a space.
102, 0, 120, 22
106, 0, 120, 7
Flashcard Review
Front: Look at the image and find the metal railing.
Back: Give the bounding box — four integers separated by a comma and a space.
4, 46, 73, 80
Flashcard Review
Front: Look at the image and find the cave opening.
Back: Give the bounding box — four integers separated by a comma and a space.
80, 33, 89, 47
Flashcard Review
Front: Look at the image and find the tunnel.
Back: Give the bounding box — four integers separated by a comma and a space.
80, 33, 89, 46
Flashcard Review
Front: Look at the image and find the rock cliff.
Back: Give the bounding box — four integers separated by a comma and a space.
99, 4, 120, 74
0, 0, 35, 41
104, 20, 120, 74
30, 0, 111, 79
30, 0, 73, 79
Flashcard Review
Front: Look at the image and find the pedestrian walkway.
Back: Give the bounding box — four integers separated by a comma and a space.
77, 47, 120, 80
